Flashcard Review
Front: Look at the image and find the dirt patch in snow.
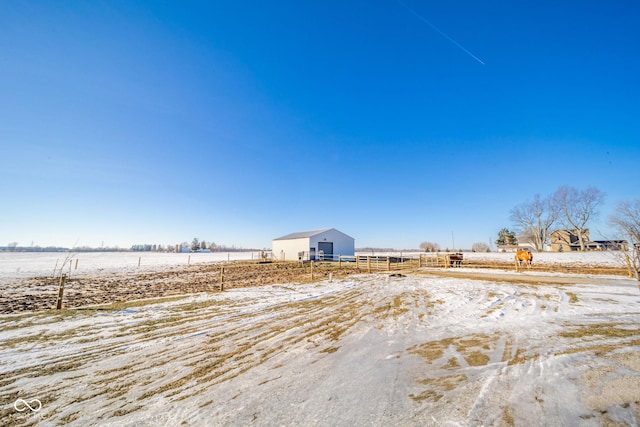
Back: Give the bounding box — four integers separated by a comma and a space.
0, 261, 361, 314
1, 271, 639, 426
1, 256, 635, 314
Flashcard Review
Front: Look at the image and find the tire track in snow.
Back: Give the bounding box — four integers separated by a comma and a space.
1, 280, 374, 424
3, 273, 639, 426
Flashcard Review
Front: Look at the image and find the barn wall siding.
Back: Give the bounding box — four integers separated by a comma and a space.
272, 237, 310, 261
309, 230, 355, 259
272, 229, 355, 261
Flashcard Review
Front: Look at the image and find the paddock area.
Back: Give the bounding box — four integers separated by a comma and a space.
0, 251, 632, 314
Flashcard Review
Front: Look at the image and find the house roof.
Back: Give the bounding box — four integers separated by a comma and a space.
273, 228, 335, 241
558, 240, 618, 248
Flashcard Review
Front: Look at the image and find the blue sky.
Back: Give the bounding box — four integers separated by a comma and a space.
1, 1, 639, 250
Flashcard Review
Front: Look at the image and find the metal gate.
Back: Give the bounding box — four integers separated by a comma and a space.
318, 242, 333, 261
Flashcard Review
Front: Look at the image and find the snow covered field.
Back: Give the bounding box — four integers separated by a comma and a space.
2, 269, 639, 426
0, 252, 258, 283
0, 250, 628, 284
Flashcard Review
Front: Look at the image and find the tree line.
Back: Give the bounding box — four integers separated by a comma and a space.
130, 238, 261, 253
131, 238, 217, 252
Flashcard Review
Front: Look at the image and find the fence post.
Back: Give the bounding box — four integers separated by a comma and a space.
56, 274, 67, 310
311, 261, 314, 280
356, 256, 359, 271
138, 256, 141, 267
75, 259, 79, 270
220, 267, 225, 291
53, 259, 59, 278
367, 257, 371, 273
625, 254, 633, 278
387, 257, 391, 271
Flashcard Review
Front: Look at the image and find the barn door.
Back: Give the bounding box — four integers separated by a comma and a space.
318, 242, 333, 260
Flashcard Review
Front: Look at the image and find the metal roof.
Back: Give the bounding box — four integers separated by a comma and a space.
273, 228, 335, 241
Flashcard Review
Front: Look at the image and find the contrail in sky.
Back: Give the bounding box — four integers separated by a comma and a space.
396, 0, 485, 65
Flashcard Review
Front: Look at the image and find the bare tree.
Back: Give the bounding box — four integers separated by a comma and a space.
420, 242, 440, 252
472, 242, 490, 252
510, 194, 559, 251
53, 250, 77, 279
609, 198, 640, 282
555, 186, 605, 251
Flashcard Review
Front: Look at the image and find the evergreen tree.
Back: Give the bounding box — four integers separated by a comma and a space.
496, 228, 517, 246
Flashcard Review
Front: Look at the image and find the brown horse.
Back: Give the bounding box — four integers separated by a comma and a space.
448, 252, 464, 267
515, 249, 533, 269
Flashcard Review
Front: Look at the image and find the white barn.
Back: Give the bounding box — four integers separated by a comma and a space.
272, 228, 355, 261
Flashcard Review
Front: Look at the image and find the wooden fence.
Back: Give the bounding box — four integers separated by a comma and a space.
336, 254, 458, 272
210, 254, 457, 291
202, 254, 633, 293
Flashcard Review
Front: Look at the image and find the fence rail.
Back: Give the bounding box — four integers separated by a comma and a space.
211, 254, 460, 291
336, 254, 460, 272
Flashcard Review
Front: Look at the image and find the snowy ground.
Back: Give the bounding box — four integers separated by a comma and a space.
0, 250, 628, 283
378, 251, 628, 268
0, 252, 258, 284
1, 268, 639, 426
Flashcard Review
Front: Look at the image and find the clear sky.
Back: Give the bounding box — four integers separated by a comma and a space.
1, 1, 639, 250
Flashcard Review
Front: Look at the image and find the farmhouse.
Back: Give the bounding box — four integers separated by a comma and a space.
272, 228, 355, 261
549, 229, 629, 251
